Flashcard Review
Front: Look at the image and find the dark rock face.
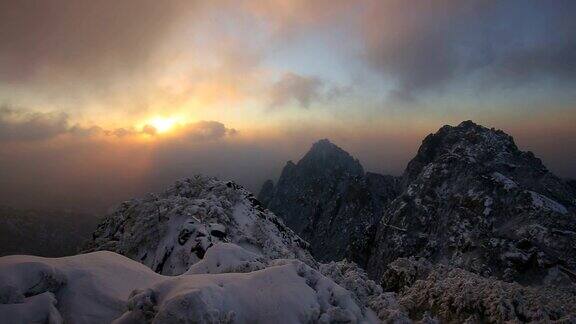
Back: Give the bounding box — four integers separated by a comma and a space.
259, 139, 400, 265
367, 121, 576, 285
567, 179, 576, 193
256, 179, 274, 207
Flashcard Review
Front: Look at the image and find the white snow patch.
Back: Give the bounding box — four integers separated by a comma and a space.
491, 172, 518, 190
407, 184, 418, 197
185, 243, 265, 275
528, 191, 568, 214
483, 197, 494, 216
422, 163, 435, 179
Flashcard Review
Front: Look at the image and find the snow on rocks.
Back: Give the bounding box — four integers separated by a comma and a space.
483, 196, 493, 216
377, 257, 576, 323
319, 260, 415, 323
0, 250, 379, 323
185, 242, 266, 275
491, 172, 517, 190
528, 190, 568, 214
397, 264, 576, 323
0, 251, 164, 323
85, 175, 314, 275
44, 175, 390, 322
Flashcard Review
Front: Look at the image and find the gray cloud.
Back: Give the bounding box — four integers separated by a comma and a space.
0, 110, 241, 211
269, 72, 350, 108
0, 106, 70, 141
181, 121, 238, 141
269, 73, 324, 108
360, 0, 576, 101
482, 41, 576, 87
0, 105, 136, 141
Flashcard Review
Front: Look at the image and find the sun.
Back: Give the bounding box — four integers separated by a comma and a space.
149, 117, 178, 133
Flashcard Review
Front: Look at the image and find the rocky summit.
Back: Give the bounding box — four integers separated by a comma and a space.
367, 121, 576, 285
259, 139, 400, 265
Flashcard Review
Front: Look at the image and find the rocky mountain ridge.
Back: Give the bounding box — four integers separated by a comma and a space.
250, 120, 576, 321
260, 121, 576, 286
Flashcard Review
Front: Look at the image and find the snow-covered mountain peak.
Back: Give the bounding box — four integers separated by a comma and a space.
406, 121, 520, 179
86, 175, 314, 275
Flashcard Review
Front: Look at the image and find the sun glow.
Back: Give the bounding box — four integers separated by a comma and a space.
149, 117, 179, 134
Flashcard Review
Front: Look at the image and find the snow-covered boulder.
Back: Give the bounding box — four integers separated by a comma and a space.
0, 292, 62, 324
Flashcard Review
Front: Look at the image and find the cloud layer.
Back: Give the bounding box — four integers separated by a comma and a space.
0, 107, 70, 141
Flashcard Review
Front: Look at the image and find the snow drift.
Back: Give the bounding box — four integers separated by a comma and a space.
0, 249, 380, 323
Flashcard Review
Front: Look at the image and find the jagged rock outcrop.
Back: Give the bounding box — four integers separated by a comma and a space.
85, 175, 314, 275
367, 121, 576, 285
259, 139, 400, 265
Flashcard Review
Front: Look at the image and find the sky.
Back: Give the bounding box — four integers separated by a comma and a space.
0, 0, 575, 212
